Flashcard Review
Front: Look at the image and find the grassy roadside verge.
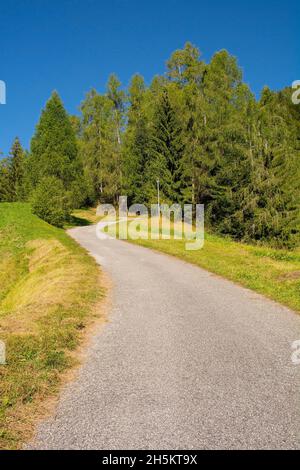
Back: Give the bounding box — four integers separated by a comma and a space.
66, 207, 102, 227
0, 203, 104, 449
78, 207, 300, 313
129, 231, 300, 313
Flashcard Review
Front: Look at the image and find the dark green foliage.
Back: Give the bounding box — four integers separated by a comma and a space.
144, 87, 185, 204
122, 74, 150, 204
9, 137, 25, 201
29, 91, 79, 188
0, 138, 25, 202
2, 43, 299, 245
31, 176, 71, 227
24, 91, 86, 224
120, 44, 299, 247
68, 174, 90, 209
0, 158, 12, 201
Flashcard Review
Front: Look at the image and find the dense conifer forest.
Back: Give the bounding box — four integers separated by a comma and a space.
1, 43, 299, 247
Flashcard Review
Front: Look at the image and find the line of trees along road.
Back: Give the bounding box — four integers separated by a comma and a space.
1, 43, 299, 247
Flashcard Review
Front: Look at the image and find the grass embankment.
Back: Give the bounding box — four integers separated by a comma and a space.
0, 203, 104, 449
79, 207, 300, 313
130, 229, 300, 313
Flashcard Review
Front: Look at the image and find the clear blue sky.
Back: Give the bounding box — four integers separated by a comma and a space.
0, 0, 299, 156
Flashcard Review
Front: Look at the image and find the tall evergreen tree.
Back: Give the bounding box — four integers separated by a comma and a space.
0, 138, 25, 202
123, 74, 151, 204
29, 91, 79, 189
0, 158, 12, 202
145, 87, 185, 204
9, 137, 25, 201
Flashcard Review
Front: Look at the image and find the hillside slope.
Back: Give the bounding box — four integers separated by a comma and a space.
0, 203, 104, 449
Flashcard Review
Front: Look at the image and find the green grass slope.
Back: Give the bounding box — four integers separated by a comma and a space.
0, 203, 104, 449
123, 221, 300, 314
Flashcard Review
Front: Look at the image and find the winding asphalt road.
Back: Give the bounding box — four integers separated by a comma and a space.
29, 225, 300, 449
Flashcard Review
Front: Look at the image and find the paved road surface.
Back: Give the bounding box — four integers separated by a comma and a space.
29, 225, 300, 449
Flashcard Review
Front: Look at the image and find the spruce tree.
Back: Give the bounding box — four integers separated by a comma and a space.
28, 91, 85, 224
9, 137, 25, 201
122, 74, 150, 204
0, 138, 25, 202
30, 91, 79, 189
145, 87, 185, 204
0, 158, 12, 201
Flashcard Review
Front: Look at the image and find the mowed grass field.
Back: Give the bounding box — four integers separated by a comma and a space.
82, 208, 300, 313
0, 203, 104, 449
